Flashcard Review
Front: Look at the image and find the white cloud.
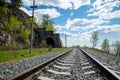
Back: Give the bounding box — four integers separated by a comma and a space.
92, 0, 103, 7
59, 31, 78, 38
90, 25, 120, 34
55, 25, 62, 33
34, 8, 61, 19
57, 18, 108, 31
55, 17, 120, 47
70, 26, 81, 31
20, 7, 61, 19
70, 0, 91, 9
110, 10, 120, 19
64, 18, 93, 30
80, 32, 91, 40
88, 0, 120, 20
22, 0, 90, 9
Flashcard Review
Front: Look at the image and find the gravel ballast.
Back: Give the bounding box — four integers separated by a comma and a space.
36, 48, 108, 80
0, 50, 67, 80
83, 48, 120, 76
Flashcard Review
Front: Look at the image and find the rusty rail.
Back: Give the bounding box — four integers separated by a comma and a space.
80, 48, 120, 80
10, 49, 73, 80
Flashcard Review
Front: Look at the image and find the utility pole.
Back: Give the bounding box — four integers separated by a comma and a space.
30, 0, 37, 53
65, 34, 67, 47
61, 33, 67, 47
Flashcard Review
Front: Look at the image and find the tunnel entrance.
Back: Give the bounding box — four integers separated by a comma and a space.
46, 37, 55, 47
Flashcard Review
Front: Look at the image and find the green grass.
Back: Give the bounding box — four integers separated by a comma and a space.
0, 48, 68, 63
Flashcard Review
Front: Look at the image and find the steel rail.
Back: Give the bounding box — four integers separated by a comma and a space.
10, 49, 73, 80
80, 48, 120, 80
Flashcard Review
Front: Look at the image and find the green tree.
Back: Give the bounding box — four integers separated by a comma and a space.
20, 28, 30, 43
6, 15, 20, 32
0, 2, 8, 28
90, 32, 98, 48
20, 18, 38, 44
41, 14, 55, 32
5, 15, 20, 46
25, 18, 38, 28
10, 0, 22, 8
22, 18, 32, 29
46, 20, 55, 32
41, 14, 50, 28
0, 2, 8, 18
41, 40, 46, 48
113, 41, 120, 56
101, 38, 110, 53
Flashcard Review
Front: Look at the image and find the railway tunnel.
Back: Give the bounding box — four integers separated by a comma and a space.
46, 37, 55, 48
33, 28, 62, 48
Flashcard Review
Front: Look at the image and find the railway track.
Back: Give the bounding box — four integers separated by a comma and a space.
11, 48, 120, 80
82, 48, 120, 76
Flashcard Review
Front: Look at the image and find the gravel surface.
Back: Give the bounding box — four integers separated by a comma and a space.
83, 48, 120, 76
1, 48, 119, 80
0, 50, 67, 80
37, 48, 107, 80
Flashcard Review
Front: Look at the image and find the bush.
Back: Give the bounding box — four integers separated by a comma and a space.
48, 45, 52, 51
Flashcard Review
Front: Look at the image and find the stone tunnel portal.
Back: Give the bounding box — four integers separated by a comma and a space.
46, 37, 55, 47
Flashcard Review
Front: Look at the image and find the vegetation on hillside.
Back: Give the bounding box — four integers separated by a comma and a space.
0, 0, 31, 49
0, 1, 56, 50
39, 14, 55, 32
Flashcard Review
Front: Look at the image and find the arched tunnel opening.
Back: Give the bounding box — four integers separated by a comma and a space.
46, 37, 55, 48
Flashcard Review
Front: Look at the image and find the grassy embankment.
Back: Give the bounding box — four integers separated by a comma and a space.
84, 47, 120, 58
0, 48, 68, 63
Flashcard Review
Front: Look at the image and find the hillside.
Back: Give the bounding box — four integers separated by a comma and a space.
0, 1, 35, 50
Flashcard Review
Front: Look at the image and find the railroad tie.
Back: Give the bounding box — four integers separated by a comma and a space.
82, 66, 92, 70
47, 69, 70, 76
37, 76, 54, 80
52, 65, 70, 70
84, 71, 96, 75
81, 62, 90, 66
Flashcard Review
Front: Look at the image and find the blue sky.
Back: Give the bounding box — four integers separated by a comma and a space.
19, 0, 120, 48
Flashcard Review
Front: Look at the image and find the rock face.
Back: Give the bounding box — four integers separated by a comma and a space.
33, 28, 62, 48
0, 32, 11, 46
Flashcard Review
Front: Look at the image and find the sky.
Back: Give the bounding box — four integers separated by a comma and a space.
16, 0, 120, 48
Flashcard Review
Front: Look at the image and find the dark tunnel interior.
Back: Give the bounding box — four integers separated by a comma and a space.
46, 37, 55, 47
